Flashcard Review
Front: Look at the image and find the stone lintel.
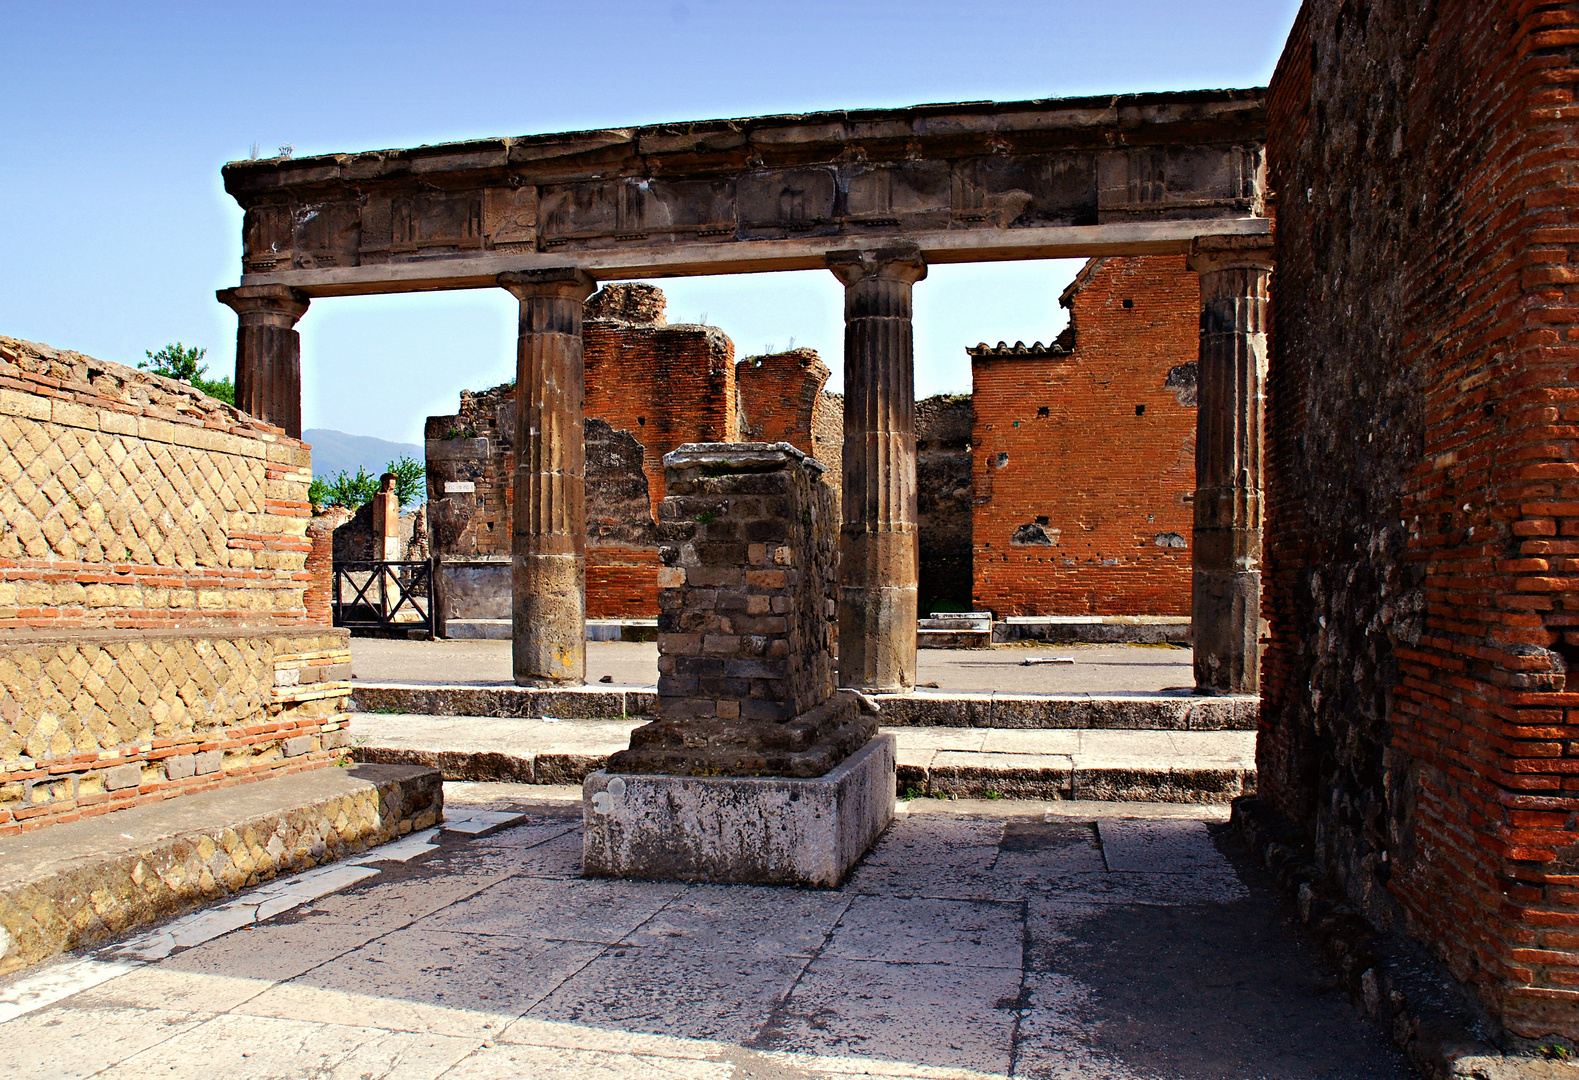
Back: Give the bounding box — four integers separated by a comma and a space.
233, 218, 1272, 298
582, 733, 895, 887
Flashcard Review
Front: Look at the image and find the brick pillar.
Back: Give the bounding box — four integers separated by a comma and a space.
1187, 235, 1273, 695
216, 284, 310, 439
303, 516, 336, 626
499, 269, 597, 686
828, 246, 926, 693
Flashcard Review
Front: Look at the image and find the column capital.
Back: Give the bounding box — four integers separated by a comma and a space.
825, 245, 927, 288
497, 268, 597, 302
1187, 234, 1275, 276
216, 284, 310, 325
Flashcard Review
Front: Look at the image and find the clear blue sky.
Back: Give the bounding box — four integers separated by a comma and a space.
0, 1, 1300, 447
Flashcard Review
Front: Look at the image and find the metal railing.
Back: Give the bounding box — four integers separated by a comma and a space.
332, 560, 433, 635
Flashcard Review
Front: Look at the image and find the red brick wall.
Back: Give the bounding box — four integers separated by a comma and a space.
584, 319, 738, 515
1264, 0, 1579, 1036
971, 255, 1197, 617
736, 348, 830, 456
586, 547, 660, 619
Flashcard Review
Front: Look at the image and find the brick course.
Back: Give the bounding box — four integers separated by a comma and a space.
971, 256, 1197, 617
1263, 0, 1579, 1038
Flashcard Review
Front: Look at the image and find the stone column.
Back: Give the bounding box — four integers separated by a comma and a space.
1186, 235, 1273, 695
498, 269, 597, 687
215, 285, 310, 439
828, 246, 927, 693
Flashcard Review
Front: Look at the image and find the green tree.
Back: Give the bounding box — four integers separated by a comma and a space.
386, 456, 425, 507
308, 457, 425, 511
139, 342, 235, 405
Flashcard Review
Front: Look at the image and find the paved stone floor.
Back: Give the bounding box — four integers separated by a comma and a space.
351, 639, 1197, 696
0, 784, 1412, 1079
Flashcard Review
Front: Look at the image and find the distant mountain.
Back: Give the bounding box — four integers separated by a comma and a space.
302, 429, 423, 483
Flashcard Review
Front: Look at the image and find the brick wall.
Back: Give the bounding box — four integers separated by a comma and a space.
970, 256, 1197, 617
0, 336, 315, 630
426, 287, 839, 620
1263, 0, 1579, 1037
0, 336, 352, 833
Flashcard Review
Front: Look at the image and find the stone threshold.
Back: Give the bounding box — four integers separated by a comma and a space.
0, 763, 441, 977
346, 712, 1255, 804
350, 681, 1258, 730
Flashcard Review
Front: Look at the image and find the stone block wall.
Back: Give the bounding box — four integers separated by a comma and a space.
1, 629, 353, 832
0, 336, 353, 833
654, 444, 837, 724
0, 336, 315, 630
970, 255, 1198, 617
1263, 0, 1579, 1038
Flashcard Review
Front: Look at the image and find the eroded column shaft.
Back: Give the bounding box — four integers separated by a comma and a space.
216, 285, 309, 439
1188, 239, 1272, 695
830, 249, 926, 692
500, 270, 596, 686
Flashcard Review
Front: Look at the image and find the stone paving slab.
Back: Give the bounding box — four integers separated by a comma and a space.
0, 786, 1417, 1079
0, 763, 441, 977
347, 713, 1256, 803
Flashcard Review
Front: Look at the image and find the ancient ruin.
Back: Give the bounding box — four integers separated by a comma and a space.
583, 443, 892, 886
219, 89, 1269, 697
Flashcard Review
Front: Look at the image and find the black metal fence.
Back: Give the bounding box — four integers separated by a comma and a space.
332, 560, 433, 636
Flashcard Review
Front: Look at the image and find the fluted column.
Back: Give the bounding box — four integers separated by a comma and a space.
828, 246, 927, 692
498, 269, 597, 687
1187, 235, 1273, 695
215, 284, 310, 438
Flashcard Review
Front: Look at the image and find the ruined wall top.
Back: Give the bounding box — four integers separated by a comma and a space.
586, 283, 667, 326
0, 336, 301, 444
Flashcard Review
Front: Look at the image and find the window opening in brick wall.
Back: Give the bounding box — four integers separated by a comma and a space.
1135, 404, 1145, 416
1122, 298, 1134, 308
1036, 406, 1049, 417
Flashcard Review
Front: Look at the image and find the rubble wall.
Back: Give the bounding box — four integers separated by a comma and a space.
1263, 1, 1579, 1036
916, 395, 973, 613
0, 336, 351, 833
970, 256, 1198, 617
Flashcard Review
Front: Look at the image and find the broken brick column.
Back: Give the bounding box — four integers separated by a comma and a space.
216, 284, 310, 439
1187, 235, 1273, 695
828, 246, 927, 693
499, 269, 597, 686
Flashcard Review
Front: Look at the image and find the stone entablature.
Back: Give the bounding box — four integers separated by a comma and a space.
0, 336, 313, 632
221, 90, 1267, 294
0, 627, 353, 833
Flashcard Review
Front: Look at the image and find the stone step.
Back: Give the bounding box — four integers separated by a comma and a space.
350, 682, 1258, 730
346, 713, 1256, 805
0, 763, 441, 978
917, 628, 993, 649
995, 615, 1192, 645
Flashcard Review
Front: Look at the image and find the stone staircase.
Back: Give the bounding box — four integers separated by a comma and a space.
916, 611, 993, 649
349, 683, 1257, 804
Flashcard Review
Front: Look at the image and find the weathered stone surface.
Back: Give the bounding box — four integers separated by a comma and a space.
583, 733, 895, 887
1186, 236, 1271, 695
221, 90, 1267, 291
0, 763, 440, 975
610, 442, 869, 777
215, 285, 310, 439
831, 248, 927, 692
500, 269, 598, 687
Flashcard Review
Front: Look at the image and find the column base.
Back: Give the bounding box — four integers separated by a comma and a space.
582, 734, 896, 887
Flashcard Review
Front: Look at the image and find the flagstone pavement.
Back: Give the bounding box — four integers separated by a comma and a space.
0, 784, 1412, 1079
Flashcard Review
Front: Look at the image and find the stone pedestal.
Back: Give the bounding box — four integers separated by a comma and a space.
584, 733, 895, 887
586, 442, 890, 885
216, 284, 310, 439
498, 269, 597, 687
828, 246, 927, 693
1187, 236, 1272, 695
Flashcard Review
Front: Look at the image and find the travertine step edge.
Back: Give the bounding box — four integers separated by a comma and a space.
350, 683, 1258, 730
351, 733, 1254, 805
0, 763, 441, 977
